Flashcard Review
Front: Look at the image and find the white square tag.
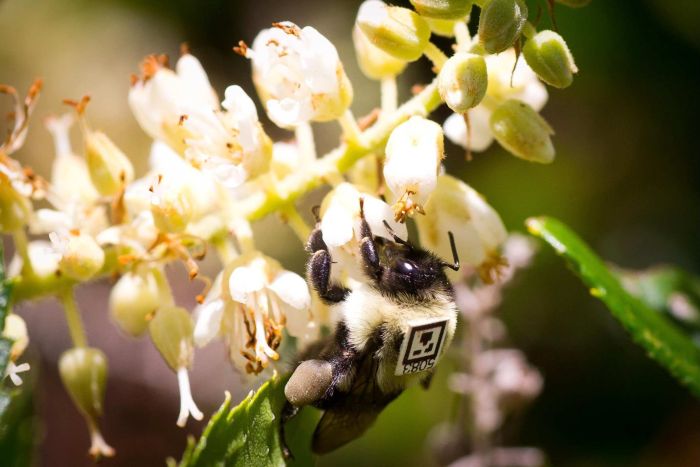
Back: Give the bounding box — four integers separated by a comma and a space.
394, 316, 450, 376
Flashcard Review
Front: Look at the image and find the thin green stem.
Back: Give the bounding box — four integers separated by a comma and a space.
380, 76, 398, 114
423, 42, 449, 71
58, 288, 88, 348
12, 229, 34, 277
337, 110, 363, 145
281, 205, 311, 244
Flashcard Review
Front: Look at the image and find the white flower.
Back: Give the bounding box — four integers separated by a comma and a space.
193, 253, 314, 374
50, 229, 105, 281
319, 183, 406, 283
130, 54, 271, 187
128, 53, 218, 153
8, 240, 60, 279
443, 47, 547, 152
415, 175, 507, 283
247, 22, 353, 128
383, 116, 444, 222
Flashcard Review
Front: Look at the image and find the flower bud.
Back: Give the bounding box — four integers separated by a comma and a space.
489, 99, 554, 163
150, 176, 193, 234
149, 305, 194, 371
55, 230, 105, 281
425, 18, 459, 37
357, 1, 431, 62
0, 174, 31, 233
478, 0, 528, 54
84, 131, 134, 196
2, 314, 28, 361
353, 25, 407, 80
59, 347, 114, 458
438, 52, 488, 113
409, 0, 472, 19
523, 30, 578, 89
384, 116, 444, 222
110, 267, 169, 337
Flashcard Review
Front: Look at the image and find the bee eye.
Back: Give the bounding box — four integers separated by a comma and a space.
396, 260, 416, 275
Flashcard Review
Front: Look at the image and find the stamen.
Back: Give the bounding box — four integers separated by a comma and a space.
88, 423, 115, 459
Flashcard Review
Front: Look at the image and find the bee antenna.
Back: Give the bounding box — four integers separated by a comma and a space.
442, 231, 460, 271
311, 205, 321, 223
382, 220, 409, 246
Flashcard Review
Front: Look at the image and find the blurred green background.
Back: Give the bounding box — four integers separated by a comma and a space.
2, 0, 700, 465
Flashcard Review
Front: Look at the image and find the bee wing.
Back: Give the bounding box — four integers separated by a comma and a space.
311, 348, 401, 454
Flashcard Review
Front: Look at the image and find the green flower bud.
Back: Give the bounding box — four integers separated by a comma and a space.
409, 0, 472, 20
59, 347, 114, 459
352, 25, 407, 80
85, 130, 134, 196
59, 347, 108, 423
438, 52, 488, 113
149, 305, 194, 371
0, 174, 31, 233
523, 30, 578, 89
357, 1, 431, 62
57, 230, 105, 281
110, 267, 170, 337
425, 18, 458, 37
489, 99, 555, 163
478, 0, 528, 54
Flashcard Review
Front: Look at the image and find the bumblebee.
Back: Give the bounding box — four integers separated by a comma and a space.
280, 198, 460, 457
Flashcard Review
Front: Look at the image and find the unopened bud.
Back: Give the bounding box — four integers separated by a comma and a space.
2, 314, 28, 361
353, 25, 407, 80
84, 131, 134, 196
523, 30, 578, 89
110, 267, 170, 337
489, 99, 554, 163
357, 1, 431, 62
438, 52, 488, 113
149, 305, 194, 371
384, 116, 444, 222
478, 0, 528, 54
0, 175, 31, 233
409, 0, 472, 20
150, 177, 193, 233
56, 230, 105, 281
59, 347, 114, 458
425, 18, 459, 37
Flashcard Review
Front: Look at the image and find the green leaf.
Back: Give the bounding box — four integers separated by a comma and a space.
178, 374, 319, 467
526, 216, 700, 397
0, 380, 36, 466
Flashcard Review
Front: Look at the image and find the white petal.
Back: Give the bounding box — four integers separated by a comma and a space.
357, 195, 407, 242
443, 108, 494, 152
269, 271, 310, 310
175, 54, 219, 110
321, 202, 355, 248
228, 263, 266, 304
193, 299, 225, 347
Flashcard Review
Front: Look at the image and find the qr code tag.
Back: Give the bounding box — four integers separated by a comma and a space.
395, 316, 450, 376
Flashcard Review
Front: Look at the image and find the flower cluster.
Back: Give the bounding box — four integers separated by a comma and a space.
1, 0, 581, 459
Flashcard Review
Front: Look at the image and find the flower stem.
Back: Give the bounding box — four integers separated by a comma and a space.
58, 288, 88, 348
423, 42, 449, 71
281, 205, 311, 244
12, 228, 34, 277
294, 122, 317, 164
454, 21, 471, 52
381, 77, 398, 114
337, 110, 363, 145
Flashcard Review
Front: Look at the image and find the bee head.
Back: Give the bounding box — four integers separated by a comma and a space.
379, 228, 460, 295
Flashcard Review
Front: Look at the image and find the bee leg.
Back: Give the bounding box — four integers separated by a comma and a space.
280, 401, 299, 460
420, 370, 435, 390
358, 198, 383, 281
308, 247, 349, 304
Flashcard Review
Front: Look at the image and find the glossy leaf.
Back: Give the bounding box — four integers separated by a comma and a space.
178, 374, 318, 467
527, 216, 700, 397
